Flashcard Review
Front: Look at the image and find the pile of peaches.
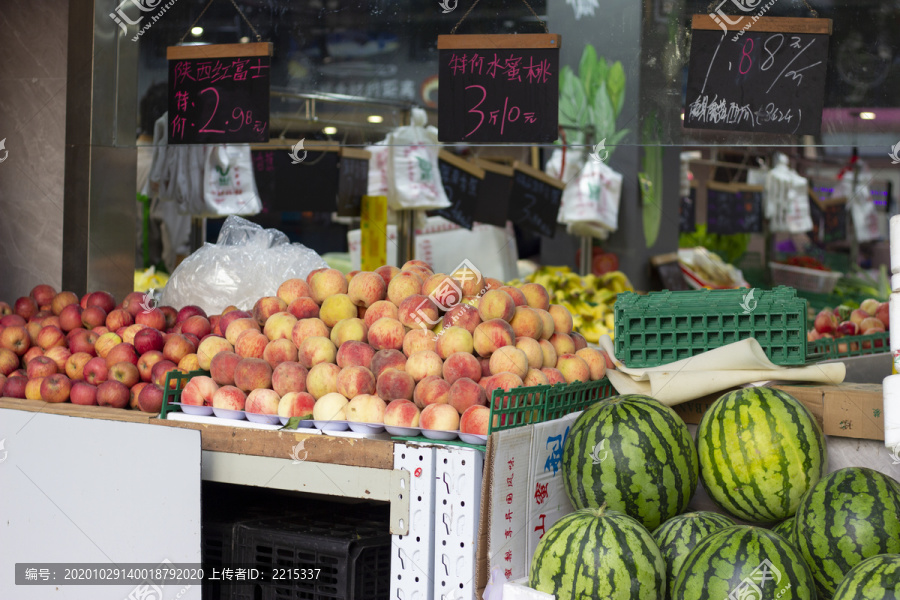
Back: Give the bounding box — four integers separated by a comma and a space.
807, 298, 889, 348
0, 260, 613, 440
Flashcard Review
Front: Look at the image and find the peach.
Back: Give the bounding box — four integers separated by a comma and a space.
450, 265, 485, 296
309, 269, 349, 304
210, 351, 241, 386
569, 332, 586, 352
480, 357, 492, 378
348, 271, 388, 308
509, 306, 543, 340
376, 369, 415, 401
97, 379, 130, 408
109, 361, 140, 388
71, 381, 98, 405
370, 349, 407, 377
384, 398, 421, 427
449, 377, 487, 414
219, 310, 252, 338
477, 290, 516, 323
235, 330, 269, 359
336, 365, 377, 398
406, 350, 443, 382
277, 391, 316, 419
307, 362, 341, 399
330, 318, 368, 347
860, 317, 884, 335
44, 346, 71, 372
413, 375, 451, 408
196, 335, 234, 371
65, 352, 93, 381
336, 341, 375, 369
368, 318, 406, 351
539, 339, 559, 368
460, 404, 490, 435
435, 326, 474, 359
515, 337, 544, 369
252, 296, 288, 326
263, 338, 298, 368
523, 368, 550, 387
212, 385, 246, 411
277, 278, 312, 305
422, 273, 455, 298
576, 348, 607, 381
27, 356, 57, 379
420, 403, 460, 431
375, 265, 400, 286
246, 388, 281, 415
306, 267, 328, 286
363, 300, 399, 329
442, 352, 481, 384
403, 328, 438, 357
556, 354, 590, 383
481, 372, 524, 399
51, 291, 80, 316
548, 304, 574, 335
387, 271, 423, 306
860, 298, 880, 316
233, 357, 273, 392
346, 394, 387, 423
398, 295, 440, 330
272, 362, 309, 396
875, 302, 889, 329
489, 347, 529, 378
320, 294, 357, 328
182, 375, 219, 406
291, 318, 330, 347
519, 283, 551, 311
25, 376, 45, 400
313, 392, 349, 421
297, 336, 337, 369
442, 303, 481, 334
499, 286, 527, 307
534, 309, 555, 340
473, 319, 516, 357
263, 312, 298, 341
402, 259, 433, 272
549, 333, 575, 356
287, 297, 320, 320
225, 318, 260, 345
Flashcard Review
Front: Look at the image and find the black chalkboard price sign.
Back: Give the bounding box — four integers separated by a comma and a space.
472, 158, 514, 227
436, 34, 560, 144
685, 16, 831, 136
507, 161, 564, 238
432, 150, 485, 230
337, 148, 371, 217
167, 43, 272, 145
706, 182, 764, 234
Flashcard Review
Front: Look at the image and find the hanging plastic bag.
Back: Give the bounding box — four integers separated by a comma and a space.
386, 107, 450, 211
366, 140, 391, 197
557, 159, 623, 232
202, 145, 262, 217
840, 174, 880, 242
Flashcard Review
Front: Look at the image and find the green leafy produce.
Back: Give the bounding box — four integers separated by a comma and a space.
559, 45, 628, 150
678, 225, 750, 265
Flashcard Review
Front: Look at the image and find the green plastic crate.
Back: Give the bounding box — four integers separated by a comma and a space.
160, 369, 210, 419
487, 378, 615, 435
806, 331, 889, 361
614, 287, 808, 368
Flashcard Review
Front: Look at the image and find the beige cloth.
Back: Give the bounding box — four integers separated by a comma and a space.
598, 336, 846, 406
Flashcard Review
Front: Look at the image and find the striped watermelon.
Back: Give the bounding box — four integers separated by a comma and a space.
652, 511, 734, 597
832, 554, 900, 600
672, 525, 817, 600
794, 467, 900, 597
696, 387, 826, 523
529, 506, 666, 600
562, 394, 698, 531
771, 517, 796, 544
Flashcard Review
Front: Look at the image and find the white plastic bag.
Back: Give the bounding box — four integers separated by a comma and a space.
202, 145, 262, 217
557, 159, 622, 232
160, 216, 327, 314
841, 175, 880, 242
387, 107, 450, 211
366, 140, 391, 197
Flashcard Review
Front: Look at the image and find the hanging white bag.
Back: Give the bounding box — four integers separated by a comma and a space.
557, 158, 623, 232
387, 107, 451, 211
202, 145, 262, 217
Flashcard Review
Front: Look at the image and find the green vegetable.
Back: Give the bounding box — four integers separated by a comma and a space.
679, 225, 750, 265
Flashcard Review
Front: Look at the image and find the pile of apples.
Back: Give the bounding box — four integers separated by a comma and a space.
0, 261, 613, 436
808, 298, 889, 347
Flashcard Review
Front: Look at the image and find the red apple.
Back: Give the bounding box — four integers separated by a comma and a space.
181, 315, 211, 339
138, 383, 165, 413
133, 327, 165, 354
136, 308, 166, 330
79, 293, 90, 309
65, 352, 93, 381
177, 305, 207, 324
121, 291, 146, 317
67, 329, 99, 355
58, 304, 84, 332
14, 296, 38, 319
105, 342, 138, 368
83, 357, 109, 385
160, 306, 178, 329
27, 356, 57, 379
0, 348, 19, 376
96, 380, 129, 408
81, 306, 107, 329
151, 359, 178, 388
41, 373, 72, 403
106, 308, 133, 331
70, 382, 98, 405
0, 325, 31, 356
87, 291, 116, 314
837, 321, 858, 337
22, 346, 43, 364
2, 375, 27, 398
44, 346, 71, 372
129, 382, 148, 409
0, 301, 11, 316
163, 334, 196, 364
813, 311, 837, 335
109, 361, 140, 388
137, 350, 165, 382
30, 284, 57, 307
0, 314, 26, 327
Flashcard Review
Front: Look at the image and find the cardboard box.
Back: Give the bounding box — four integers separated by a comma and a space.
670, 383, 884, 441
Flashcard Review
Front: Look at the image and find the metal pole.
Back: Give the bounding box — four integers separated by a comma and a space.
396, 210, 415, 265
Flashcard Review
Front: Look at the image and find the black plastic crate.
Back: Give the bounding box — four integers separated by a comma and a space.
203, 518, 238, 600
231, 513, 391, 600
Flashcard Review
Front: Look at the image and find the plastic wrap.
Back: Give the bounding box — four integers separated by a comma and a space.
160, 216, 328, 314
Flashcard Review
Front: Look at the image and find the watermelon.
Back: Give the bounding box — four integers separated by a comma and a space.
672, 525, 817, 600
529, 505, 666, 600
794, 467, 900, 597
562, 394, 698, 531
696, 387, 826, 523
652, 511, 735, 597
771, 517, 796, 544
832, 554, 900, 600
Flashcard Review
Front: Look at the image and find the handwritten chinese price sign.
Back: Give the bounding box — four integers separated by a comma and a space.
437, 34, 560, 143
507, 161, 564, 238
685, 16, 831, 136
167, 43, 272, 145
